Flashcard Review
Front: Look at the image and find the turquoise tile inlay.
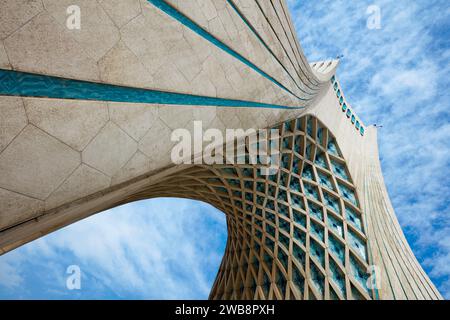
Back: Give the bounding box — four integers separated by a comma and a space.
348, 230, 367, 261
332, 75, 366, 138
328, 234, 345, 265
318, 171, 334, 190
293, 242, 306, 267
302, 164, 314, 181
278, 189, 288, 203
291, 193, 304, 209
278, 232, 290, 250
0, 69, 302, 110
265, 211, 276, 224
315, 152, 329, 170
305, 142, 312, 160
284, 121, 293, 133
338, 182, 357, 206
279, 218, 291, 234
293, 210, 307, 228
265, 223, 276, 238
310, 239, 325, 267
329, 259, 346, 296
289, 178, 301, 193
310, 220, 325, 242
327, 214, 344, 237
303, 182, 320, 201
306, 119, 313, 137
350, 255, 370, 295
277, 249, 289, 270
310, 264, 325, 297
308, 200, 323, 221
278, 204, 289, 219
323, 192, 341, 214
360, 126, 365, 136
294, 227, 307, 246
147, 0, 306, 101
327, 139, 340, 157
346, 207, 363, 231
317, 127, 323, 143
292, 267, 305, 295
331, 159, 349, 181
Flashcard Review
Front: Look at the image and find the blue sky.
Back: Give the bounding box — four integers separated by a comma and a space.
0, 0, 449, 299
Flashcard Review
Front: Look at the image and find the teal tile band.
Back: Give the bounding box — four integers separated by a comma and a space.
0, 69, 304, 110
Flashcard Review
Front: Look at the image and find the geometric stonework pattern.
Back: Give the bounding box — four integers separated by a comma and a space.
128, 115, 375, 300
0, 0, 442, 300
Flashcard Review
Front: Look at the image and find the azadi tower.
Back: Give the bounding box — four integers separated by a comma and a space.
0, 0, 442, 300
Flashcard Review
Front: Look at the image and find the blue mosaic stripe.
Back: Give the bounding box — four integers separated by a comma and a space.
146, 0, 306, 102
225, 0, 317, 96
0, 69, 304, 110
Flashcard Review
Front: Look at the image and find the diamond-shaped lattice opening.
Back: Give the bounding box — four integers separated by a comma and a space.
328, 233, 345, 265
317, 126, 324, 145
265, 211, 276, 224
293, 209, 307, 228
329, 258, 346, 297
350, 255, 371, 296
290, 192, 304, 209
278, 217, 291, 235
310, 238, 325, 267
293, 226, 307, 246
315, 152, 329, 170
331, 159, 349, 181
303, 182, 320, 201
317, 170, 334, 191
310, 263, 325, 299
346, 206, 363, 232
265, 223, 276, 238
323, 191, 341, 214
292, 242, 306, 268
327, 213, 344, 237
307, 200, 323, 221
348, 229, 367, 261
294, 136, 304, 155
327, 138, 341, 157
310, 220, 325, 243
275, 267, 287, 298
302, 164, 315, 181
338, 182, 358, 206
292, 267, 305, 297
306, 118, 314, 138
278, 232, 290, 251
261, 271, 271, 298
277, 247, 289, 272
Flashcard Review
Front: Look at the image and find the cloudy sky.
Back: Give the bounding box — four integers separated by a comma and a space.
0, 0, 449, 299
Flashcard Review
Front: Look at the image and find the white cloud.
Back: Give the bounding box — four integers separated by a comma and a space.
0, 198, 227, 299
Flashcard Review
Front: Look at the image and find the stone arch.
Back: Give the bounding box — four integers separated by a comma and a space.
119, 114, 375, 300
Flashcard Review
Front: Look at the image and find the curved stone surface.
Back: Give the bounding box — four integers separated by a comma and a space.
0, 0, 441, 300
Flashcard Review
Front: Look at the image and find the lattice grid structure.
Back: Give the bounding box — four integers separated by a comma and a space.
129, 114, 376, 300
